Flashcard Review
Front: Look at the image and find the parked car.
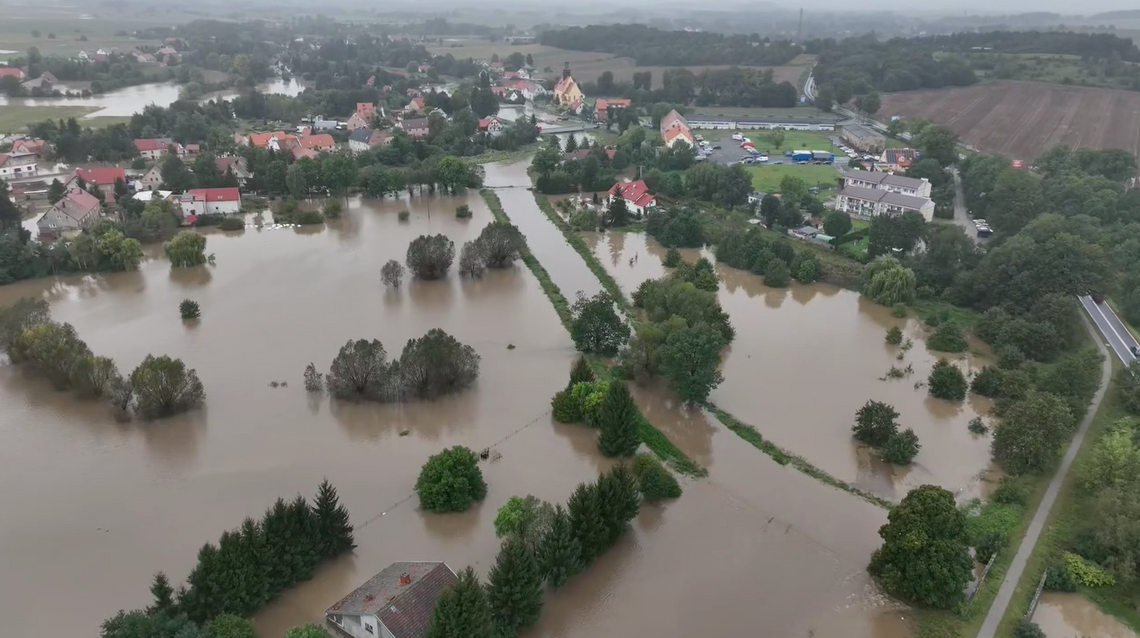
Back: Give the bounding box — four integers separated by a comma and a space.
732, 133, 745, 141
772, 160, 784, 165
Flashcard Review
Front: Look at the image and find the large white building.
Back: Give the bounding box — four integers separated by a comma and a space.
0, 152, 39, 179
835, 170, 935, 221
681, 114, 837, 131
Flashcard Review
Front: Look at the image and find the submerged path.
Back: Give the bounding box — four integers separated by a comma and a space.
976, 313, 1112, 638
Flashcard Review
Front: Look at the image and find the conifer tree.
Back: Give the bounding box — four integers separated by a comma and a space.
215, 529, 247, 615
597, 464, 641, 543
425, 567, 493, 638
287, 495, 321, 581
567, 482, 609, 564
237, 517, 270, 610
260, 498, 295, 592
148, 572, 175, 613
179, 542, 222, 623
537, 504, 581, 587
486, 535, 544, 635
597, 381, 641, 457
206, 613, 257, 638
313, 479, 356, 558
568, 356, 595, 388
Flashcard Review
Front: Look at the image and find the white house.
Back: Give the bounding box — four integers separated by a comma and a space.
326, 562, 457, 638
660, 110, 695, 149
183, 187, 242, 215
134, 138, 179, 161
0, 152, 39, 179
608, 180, 656, 216
835, 186, 935, 222
840, 170, 932, 198
138, 165, 164, 191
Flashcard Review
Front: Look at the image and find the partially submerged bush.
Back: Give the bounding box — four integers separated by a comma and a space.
406, 234, 455, 280
416, 446, 487, 513
632, 454, 681, 501
179, 299, 200, 320
130, 354, 206, 420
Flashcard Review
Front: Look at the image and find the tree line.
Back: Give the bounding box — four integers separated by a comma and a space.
538, 24, 802, 67
0, 298, 205, 420
577, 66, 800, 109
99, 480, 354, 637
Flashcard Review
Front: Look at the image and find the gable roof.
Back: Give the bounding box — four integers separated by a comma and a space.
882, 148, 917, 165
400, 119, 428, 131
596, 98, 631, 112
327, 562, 457, 638
609, 180, 655, 208
839, 185, 929, 210
187, 187, 241, 203
74, 167, 126, 185
663, 126, 693, 145
554, 75, 577, 94
660, 109, 688, 132
246, 131, 292, 148
215, 156, 248, 175
0, 67, 24, 79
300, 133, 335, 150
134, 138, 173, 153
840, 169, 926, 191
53, 189, 101, 221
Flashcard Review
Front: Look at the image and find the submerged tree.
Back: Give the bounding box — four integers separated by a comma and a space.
424, 567, 493, 638
486, 534, 544, 636
406, 234, 456, 280
0, 297, 50, 355
459, 240, 486, 278
398, 329, 480, 400
179, 299, 201, 320
381, 259, 405, 289
13, 320, 91, 389
852, 400, 900, 447
567, 481, 608, 564
164, 230, 208, 268
416, 446, 487, 513
312, 479, 355, 558
476, 221, 524, 268
597, 464, 640, 542
326, 339, 396, 401
597, 381, 641, 457
536, 503, 582, 587
303, 363, 324, 393
928, 359, 968, 401
130, 354, 206, 419
73, 354, 123, 399
570, 291, 629, 356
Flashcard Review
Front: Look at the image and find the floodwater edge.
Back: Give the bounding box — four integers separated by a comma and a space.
533, 194, 631, 313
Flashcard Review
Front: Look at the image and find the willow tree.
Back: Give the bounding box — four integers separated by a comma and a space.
860, 255, 916, 306
129, 354, 206, 419
326, 338, 397, 401
164, 230, 208, 268
397, 329, 480, 400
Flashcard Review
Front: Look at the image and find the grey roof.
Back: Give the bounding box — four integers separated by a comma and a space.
349, 128, 375, 143
326, 562, 456, 638
400, 118, 429, 130
839, 121, 883, 139
795, 225, 820, 236
839, 185, 930, 211
683, 113, 837, 126
840, 170, 926, 191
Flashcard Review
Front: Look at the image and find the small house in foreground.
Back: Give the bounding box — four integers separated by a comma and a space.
326, 561, 457, 638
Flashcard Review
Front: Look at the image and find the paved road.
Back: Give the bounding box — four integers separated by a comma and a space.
949, 169, 983, 242
976, 309, 1113, 638
1081, 296, 1139, 365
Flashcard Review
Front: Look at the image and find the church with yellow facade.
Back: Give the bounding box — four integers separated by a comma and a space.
552, 62, 584, 112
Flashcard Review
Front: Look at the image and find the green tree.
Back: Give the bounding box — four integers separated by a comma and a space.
164, 231, 208, 268
992, 391, 1075, 475
286, 163, 308, 199
663, 247, 681, 267
95, 229, 143, 271
868, 485, 972, 609
632, 453, 682, 500
659, 323, 725, 403
778, 175, 809, 207
149, 572, 175, 613
570, 292, 630, 356
916, 124, 960, 167
860, 256, 916, 305
48, 178, 66, 203
160, 154, 196, 191
868, 212, 926, 256
130, 354, 206, 419
886, 326, 903, 345
0, 297, 49, 354
205, 614, 256, 638
100, 610, 205, 638
763, 257, 790, 287
180, 299, 200, 320
1081, 420, 1140, 491
597, 464, 640, 542
397, 328, 480, 400
381, 260, 405, 289
425, 567, 493, 638
494, 495, 554, 546
987, 169, 1044, 235
406, 234, 455, 280
759, 194, 782, 228
416, 446, 488, 513
597, 381, 641, 457
475, 221, 523, 268
322, 152, 358, 199
823, 211, 853, 237
608, 196, 630, 227
766, 129, 786, 148
927, 359, 967, 401
326, 339, 396, 401
853, 400, 900, 447
13, 321, 91, 388
927, 322, 967, 353
883, 429, 921, 465
486, 534, 544, 635
435, 156, 470, 194
568, 355, 595, 387
567, 481, 608, 564
312, 479, 355, 558
536, 504, 580, 587
282, 624, 331, 638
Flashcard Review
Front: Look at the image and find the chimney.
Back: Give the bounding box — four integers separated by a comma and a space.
399, 572, 411, 586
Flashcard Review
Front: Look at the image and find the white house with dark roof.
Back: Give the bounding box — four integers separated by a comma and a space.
835, 170, 935, 221
325, 561, 457, 638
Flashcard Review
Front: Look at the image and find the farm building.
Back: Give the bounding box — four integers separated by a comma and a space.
839, 121, 885, 152
682, 114, 836, 131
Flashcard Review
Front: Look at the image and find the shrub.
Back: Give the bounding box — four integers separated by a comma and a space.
633, 454, 682, 501
406, 234, 455, 280
415, 446, 487, 513
882, 428, 920, 465
975, 532, 1006, 564
991, 477, 1028, 505
218, 217, 245, 231
968, 416, 989, 435
455, 204, 472, 219
1012, 620, 1045, 638
891, 303, 907, 318
297, 210, 324, 224
397, 210, 410, 221
551, 390, 580, 423
1063, 552, 1115, 588
885, 326, 903, 345
970, 366, 1004, 397
1044, 561, 1077, 592
996, 345, 1026, 370
568, 381, 608, 426
179, 299, 200, 320
928, 359, 967, 401
662, 248, 682, 267
323, 200, 343, 219
763, 257, 790, 288
927, 322, 968, 353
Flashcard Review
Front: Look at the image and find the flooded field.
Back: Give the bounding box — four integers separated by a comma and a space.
0, 160, 907, 638
1034, 593, 1139, 638
582, 230, 998, 503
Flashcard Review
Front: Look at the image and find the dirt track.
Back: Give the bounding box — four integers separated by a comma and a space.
878, 82, 1140, 166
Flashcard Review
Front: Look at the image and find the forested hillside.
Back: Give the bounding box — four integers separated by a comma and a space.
538, 24, 802, 66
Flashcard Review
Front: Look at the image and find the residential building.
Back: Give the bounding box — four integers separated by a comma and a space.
608, 180, 656, 216
399, 119, 429, 138
300, 133, 336, 153
132, 189, 173, 203
660, 110, 694, 149
326, 562, 458, 638
0, 67, 25, 80
134, 138, 179, 161
347, 112, 371, 131
21, 71, 58, 92
349, 128, 393, 153
71, 167, 127, 193
595, 98, 631, 121
214, 156, 251, 186
356, 102, 376, 122
839, 121, 886, 152
405, 96, 426, 113
37, 189, 101, 234
185, 187, 242, 215
11, 138, 48, 156
138, 165, 164, 190
878, 148, 918, 172
181, 144, 200, 158
478, 116, 505, 133
679, 113, 837, 131
840, 170, 932, 198
552, 63, 584, 111
835, 185, 935, 222
245, 131, 295, 149
0, 152, 39, 179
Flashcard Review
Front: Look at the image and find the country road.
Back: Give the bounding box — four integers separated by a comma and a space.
950, 170, 979, 241
1081, 296, 1139, 365
975, 307, 1113, 638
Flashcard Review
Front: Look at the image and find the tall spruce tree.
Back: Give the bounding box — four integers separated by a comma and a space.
486, 534, 544, 635
597, 381, 641, 457
597, 464, 641, 543
313, 479, 356, 558
261, 498, 295, 592
148, 572, 175, 613
537, 504, 581, 587
179, 542, 222, 623
568, 356, 595, 388
237, 517, 270, 611
567, 482, 609, 564
215, 529, 248, 615
286, 495, 321, 582
425, 567, 493, 638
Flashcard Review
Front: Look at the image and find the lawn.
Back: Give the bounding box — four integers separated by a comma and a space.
0, 105, 102, 134
0, 11, 166, 56
688, 105, 835, 120
744, 163, 840, 193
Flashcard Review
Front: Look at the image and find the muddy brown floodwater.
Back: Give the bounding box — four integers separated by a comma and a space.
0, 159, 909, 638
582, 230, 1000, 503
1034, 593, 1139, 638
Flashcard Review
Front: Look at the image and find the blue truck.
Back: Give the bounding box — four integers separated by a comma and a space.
790, 150, 814, 163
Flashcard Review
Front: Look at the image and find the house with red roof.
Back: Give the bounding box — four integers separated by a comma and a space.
595, 98, 631, 121
326, 562, 457, 638
134, 138, 181, 161
0, 67, 25, 80
564, 148, 617, 162
37, 189, 101, 235
347, 112, 371, 131
69, 167, 127, 194
405, 96, 426, 113
244, 131, 295, 149
11, 137, 48, 156
608, 180, 656, 216
300, 133, 335, 153
182, 187, 242, 215
878, 148, 919, 172
356, 102, 376, 121
660, 110, 694, 149
478, 116, 505, 133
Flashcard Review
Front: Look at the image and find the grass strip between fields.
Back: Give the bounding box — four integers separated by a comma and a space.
480, 190, 572, 330
483, 189, 706, 478
706, 404, 892, 510
533, 194, 632, 313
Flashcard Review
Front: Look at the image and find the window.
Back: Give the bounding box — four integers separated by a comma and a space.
365, 623, 374, 634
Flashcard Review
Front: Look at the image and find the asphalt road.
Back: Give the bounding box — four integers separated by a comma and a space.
950, 170, 983, 242
976, 311, 1113, 638
1080, 295, 1139, 365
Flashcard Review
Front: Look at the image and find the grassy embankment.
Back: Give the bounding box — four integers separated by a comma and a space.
0, 105, 131, 134
482, 189, 706, 478
533, 194, 630, 313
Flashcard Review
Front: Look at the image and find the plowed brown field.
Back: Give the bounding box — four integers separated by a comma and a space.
878, 82, 1140, 165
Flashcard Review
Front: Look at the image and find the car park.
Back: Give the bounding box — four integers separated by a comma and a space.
732, 133, 744, 141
